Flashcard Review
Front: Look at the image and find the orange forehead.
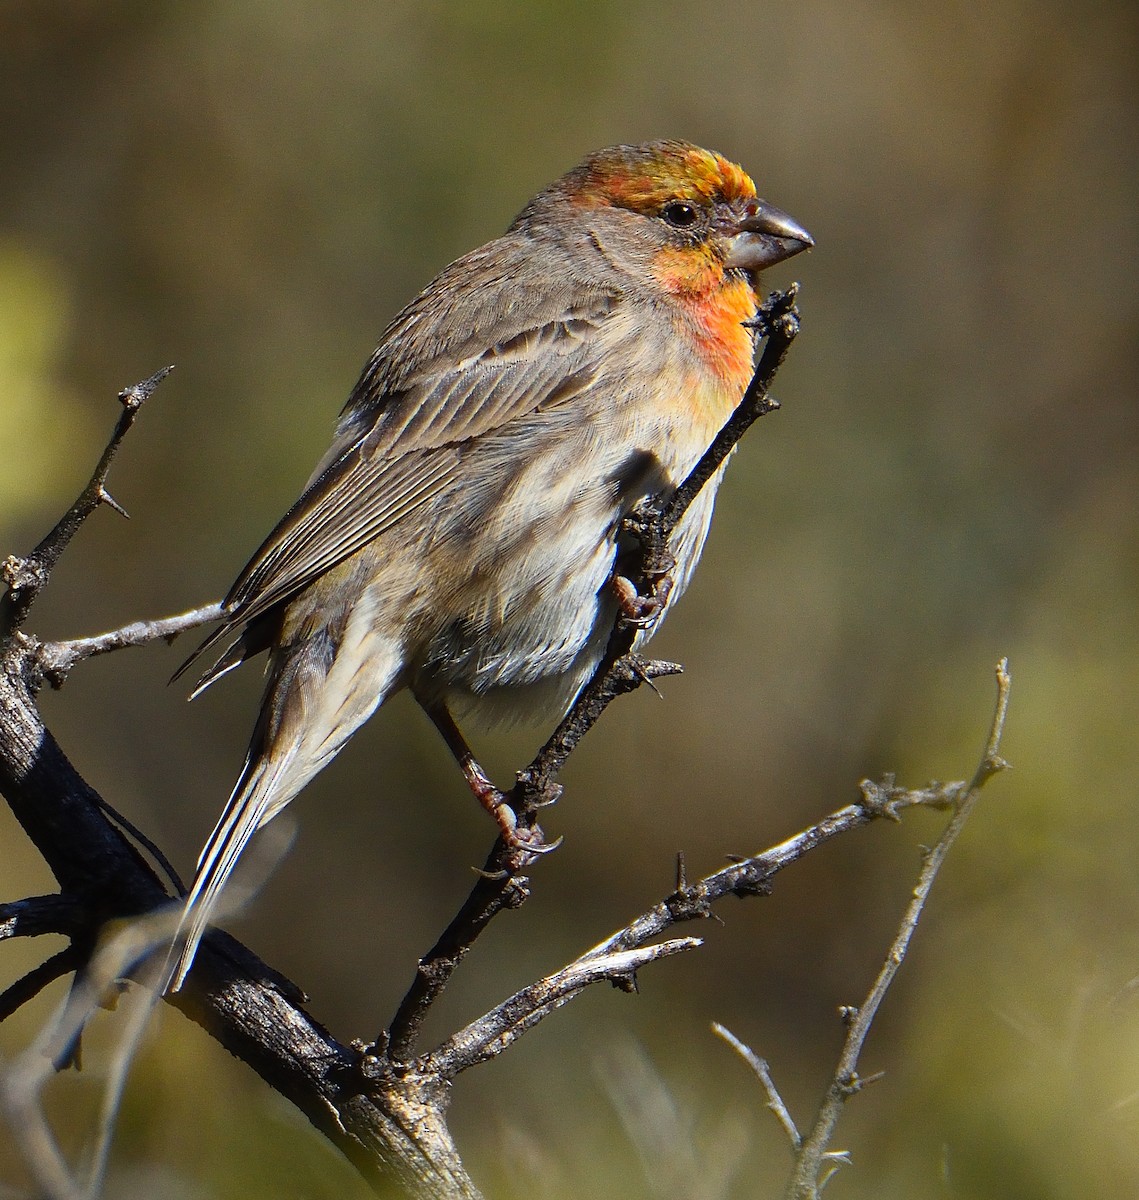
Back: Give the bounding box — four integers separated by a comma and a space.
568, 140, 756, 214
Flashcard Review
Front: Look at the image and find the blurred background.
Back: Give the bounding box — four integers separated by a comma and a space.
1, 2, 1136, 1197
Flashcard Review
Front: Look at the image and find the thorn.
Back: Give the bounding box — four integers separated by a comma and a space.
472, 865, 510, 881
639, 671, 664, 700
510, 833, 563, 857
119, 364, 175, 410
98, 487, 130, 519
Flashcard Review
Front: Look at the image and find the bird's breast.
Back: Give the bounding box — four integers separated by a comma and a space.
677, 275, 758, 397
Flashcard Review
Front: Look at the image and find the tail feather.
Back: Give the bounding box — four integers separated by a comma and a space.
166, 603, 403, 993
166, 751, 288, 992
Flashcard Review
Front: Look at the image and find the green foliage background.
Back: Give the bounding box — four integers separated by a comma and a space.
1, 3, 1137, 1197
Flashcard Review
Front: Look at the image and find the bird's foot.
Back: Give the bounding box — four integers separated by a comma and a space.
612, 558, 675, 629
466, 766, 562, 858
492, 798, 563, 857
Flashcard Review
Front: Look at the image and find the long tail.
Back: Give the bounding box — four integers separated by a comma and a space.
165, 746, 293, 992
165, 593, 404, 993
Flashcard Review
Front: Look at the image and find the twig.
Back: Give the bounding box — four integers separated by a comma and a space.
425, 939, 701, 1079
0, 366, 173, 637
0, 950, 81, 1024
0, 366, 491, 1199
396, 695, 988, 1176
782, 658, 1012, 1200
385, 851, 531, 1061
712, 1023, 801, 1151
581, 775, 963, 965
35, 602, 224, 687
655, 284, 801, 560
523, 285, 801, 798
87, 796, 186, 895
0, 308, 1015, 1200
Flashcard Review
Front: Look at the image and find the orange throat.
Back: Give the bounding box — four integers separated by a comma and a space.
654, 251, 757, 394
688, 276, 758, 392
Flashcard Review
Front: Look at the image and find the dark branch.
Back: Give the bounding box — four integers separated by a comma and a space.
0, 949, 81, 1024
525, 285, 801, 797
656, 284, 800, 561
0, 365, 173, 637
0, 895, 85, 942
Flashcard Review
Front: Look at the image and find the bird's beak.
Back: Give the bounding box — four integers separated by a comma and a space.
723, 201, 814, 271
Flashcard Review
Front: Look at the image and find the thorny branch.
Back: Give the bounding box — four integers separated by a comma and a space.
712, 659, 1012, 1200
782, 657, 1011, 1200
531, 285, 801, 793
0, 302, 804, 1198
0, 365, 173, 637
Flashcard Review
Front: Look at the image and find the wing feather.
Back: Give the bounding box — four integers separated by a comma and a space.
181, 277, 620, 687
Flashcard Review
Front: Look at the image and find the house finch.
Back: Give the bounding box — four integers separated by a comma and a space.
169, 139, 812, 991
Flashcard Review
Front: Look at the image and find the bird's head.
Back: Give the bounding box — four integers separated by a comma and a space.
517, 140, 813, 293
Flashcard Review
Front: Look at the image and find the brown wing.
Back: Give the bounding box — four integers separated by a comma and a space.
178, 279, 618, 689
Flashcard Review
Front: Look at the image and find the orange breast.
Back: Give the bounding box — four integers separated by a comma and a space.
650, 247, 757, 394
684, 276, 757, 394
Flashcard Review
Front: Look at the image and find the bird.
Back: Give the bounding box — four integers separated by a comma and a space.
167, 139, 812, 991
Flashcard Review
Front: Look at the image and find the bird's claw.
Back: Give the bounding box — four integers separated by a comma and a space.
490, 798, 562, 857
613, 570, 674, 629
508, 829, 563, 857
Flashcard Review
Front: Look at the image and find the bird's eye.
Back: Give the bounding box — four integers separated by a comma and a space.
661, 201, 700, 229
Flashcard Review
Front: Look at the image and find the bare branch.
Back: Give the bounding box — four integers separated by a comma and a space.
0, 950, 80, 1024
0, 366, 173, 636
35, 602, 223, 687
519, 286, 801, 807
87, 795, 186, 895
426, 938, 701, 1078
712, 1022, 801, 1151
782, 658, 1012, 1200
383, 288, 803, 1059
0, 393, 483, 1196
0, 290, 1017, 1200
657, 285, 801, 554
385, 857, 531, 1060
581, 776, 963, 967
